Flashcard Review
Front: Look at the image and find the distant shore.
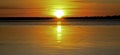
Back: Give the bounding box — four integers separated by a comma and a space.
0, 16, 120, 21
0, 16, 120, 25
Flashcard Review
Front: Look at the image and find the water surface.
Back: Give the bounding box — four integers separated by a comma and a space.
0, 21, 120, 55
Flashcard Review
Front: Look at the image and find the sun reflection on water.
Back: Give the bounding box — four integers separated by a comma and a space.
56, 20, 62, 43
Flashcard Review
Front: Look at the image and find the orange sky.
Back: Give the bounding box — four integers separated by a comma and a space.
0, 0, 120, 17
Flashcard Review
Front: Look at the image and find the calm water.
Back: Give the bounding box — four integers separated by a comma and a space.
0, 21, 120, 55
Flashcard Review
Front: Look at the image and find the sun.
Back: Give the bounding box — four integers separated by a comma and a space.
54, 9, 64, 18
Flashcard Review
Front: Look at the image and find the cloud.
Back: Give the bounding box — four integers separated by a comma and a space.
70, 0, 120, 3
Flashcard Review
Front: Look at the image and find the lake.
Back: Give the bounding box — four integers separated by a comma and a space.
0, 20, 120, 55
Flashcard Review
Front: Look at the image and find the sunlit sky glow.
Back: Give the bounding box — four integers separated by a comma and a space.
54, 9, 64, 18
0, 0, 120, 17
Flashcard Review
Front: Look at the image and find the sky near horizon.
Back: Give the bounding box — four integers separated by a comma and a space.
0, 0, 120, 17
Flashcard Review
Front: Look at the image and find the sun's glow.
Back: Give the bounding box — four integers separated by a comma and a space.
54, 9, 64, 18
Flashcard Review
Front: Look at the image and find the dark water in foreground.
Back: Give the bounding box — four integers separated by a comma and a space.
0, 21, 120, 55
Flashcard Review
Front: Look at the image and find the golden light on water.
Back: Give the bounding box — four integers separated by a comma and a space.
56, 21, 62, 43
54, 9, 64, 18
57, 33, 62, 43
57, 25, 61, 33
